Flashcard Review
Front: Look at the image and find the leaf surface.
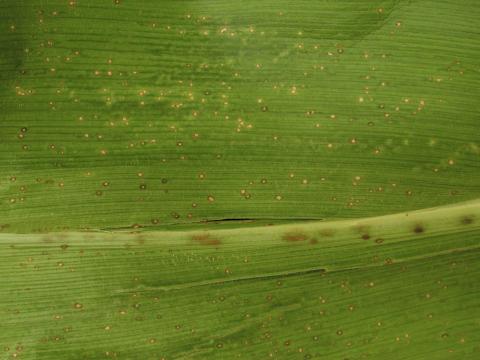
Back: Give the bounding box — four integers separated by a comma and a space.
0, 1, 479, 359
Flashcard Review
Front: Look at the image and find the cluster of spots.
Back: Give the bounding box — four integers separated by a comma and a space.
1, 208, 477, 359
1, 0, 478, 235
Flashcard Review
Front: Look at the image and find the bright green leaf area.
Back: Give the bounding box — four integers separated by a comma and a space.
0, 0, 479, 359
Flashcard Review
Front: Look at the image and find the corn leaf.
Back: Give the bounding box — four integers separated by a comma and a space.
1, 0, 479, 359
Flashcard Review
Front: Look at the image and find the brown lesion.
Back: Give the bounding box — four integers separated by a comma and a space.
461, 215, 475, 225
319, 228, 335, 237
282, 231, 309, 242
413, 224, 425, 234
352, 224, 370, 236
191, 233, 222, 246
135, 235, 146, 245
350, 224, 372, 240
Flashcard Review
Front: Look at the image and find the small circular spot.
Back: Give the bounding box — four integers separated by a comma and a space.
413, 224, 424, 234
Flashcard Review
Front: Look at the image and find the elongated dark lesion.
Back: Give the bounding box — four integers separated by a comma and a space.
191, 233, 222, 246
461, 215, 475, 225
283, 231, 309, 242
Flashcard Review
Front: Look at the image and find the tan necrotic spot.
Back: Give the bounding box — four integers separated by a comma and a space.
283, 231, 308, 242
191, 233, 222, 246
